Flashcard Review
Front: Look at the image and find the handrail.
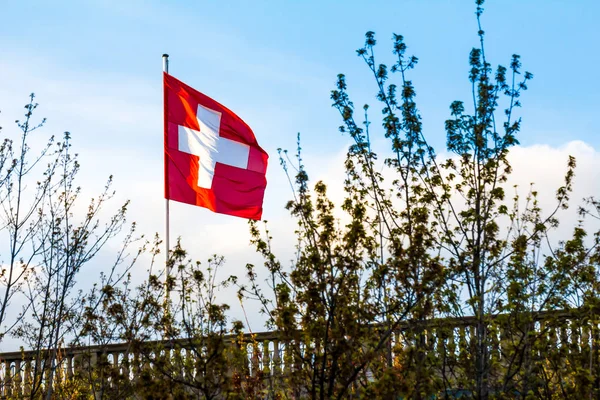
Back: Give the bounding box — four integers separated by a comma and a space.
0, 307, 584, 362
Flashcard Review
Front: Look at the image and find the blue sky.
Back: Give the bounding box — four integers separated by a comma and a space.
3, 0, 600, 151
1, 0, 599, 338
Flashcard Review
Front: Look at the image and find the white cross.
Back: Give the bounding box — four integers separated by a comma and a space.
178, 104, 250, 189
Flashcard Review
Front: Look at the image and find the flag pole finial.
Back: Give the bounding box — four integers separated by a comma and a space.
162, 54, 169, 74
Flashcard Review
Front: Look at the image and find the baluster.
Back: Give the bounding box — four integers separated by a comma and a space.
106, 352, 115, 387
23, 358, 32, 396
13, 360, 22, 397
446, 327, 456, 363
262, 339, 271, 375
391, 331, 400, 364
490, 326, 500, 362
131, 351, 140, 381
433, 326, 444, 368
560, 320, 569, 354
499, 322, 510, 361
170, 347, 180, 381
406, 328, 416, 352
255, 341, 262, 376
592, 320, 600, 382
61, 356, 68, 387
67, 353, 74, 379
469, 324, 478, 355
545, 323, 559, 367
458, 326, 468, 364
245, 342, 253, 377
250, 341, 258, 376
147, 348, 155, 377
570, 320, 581, 355
171, 347, 180, 380
427, 327, 435, 354
537, 319, 546, 360
88, 351, 99, 373
284, 339, 293, 374
294, 340, 303, 373
222, 339, 233, 380
4, 360, 12, 397
54, 357, 62, 388
121, 350, 130, 382
186, 347, 196, 381
582, 321, 591, 362
272, 339, 281, 376
72, 351, 81, 376
0, 360, 5, 397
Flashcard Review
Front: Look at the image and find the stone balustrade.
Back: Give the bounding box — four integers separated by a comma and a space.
0, 309, 596, 398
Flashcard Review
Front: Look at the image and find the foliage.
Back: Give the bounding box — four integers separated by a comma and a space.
242, 0, 600, 399
1, 1, 599, 399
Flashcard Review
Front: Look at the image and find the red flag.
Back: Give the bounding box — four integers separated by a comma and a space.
163, 73, 268, 220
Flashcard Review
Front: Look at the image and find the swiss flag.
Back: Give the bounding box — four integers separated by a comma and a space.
163, 73, 268, 220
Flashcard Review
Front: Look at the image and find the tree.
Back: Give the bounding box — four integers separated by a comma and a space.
0, 96, 137, 399
0, 94, 57, 340
76, 239, 270, 400
244, 1, 600, 399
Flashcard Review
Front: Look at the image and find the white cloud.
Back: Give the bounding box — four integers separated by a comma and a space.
303, 138, 600, 245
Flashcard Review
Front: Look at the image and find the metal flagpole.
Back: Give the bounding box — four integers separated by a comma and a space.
163, 54, 171, 279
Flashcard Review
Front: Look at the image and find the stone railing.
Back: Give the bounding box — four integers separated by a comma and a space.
0, 309, 597, 398
0, 331, 286, 398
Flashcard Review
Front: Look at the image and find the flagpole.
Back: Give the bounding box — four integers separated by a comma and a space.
163, 53, 171, 280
